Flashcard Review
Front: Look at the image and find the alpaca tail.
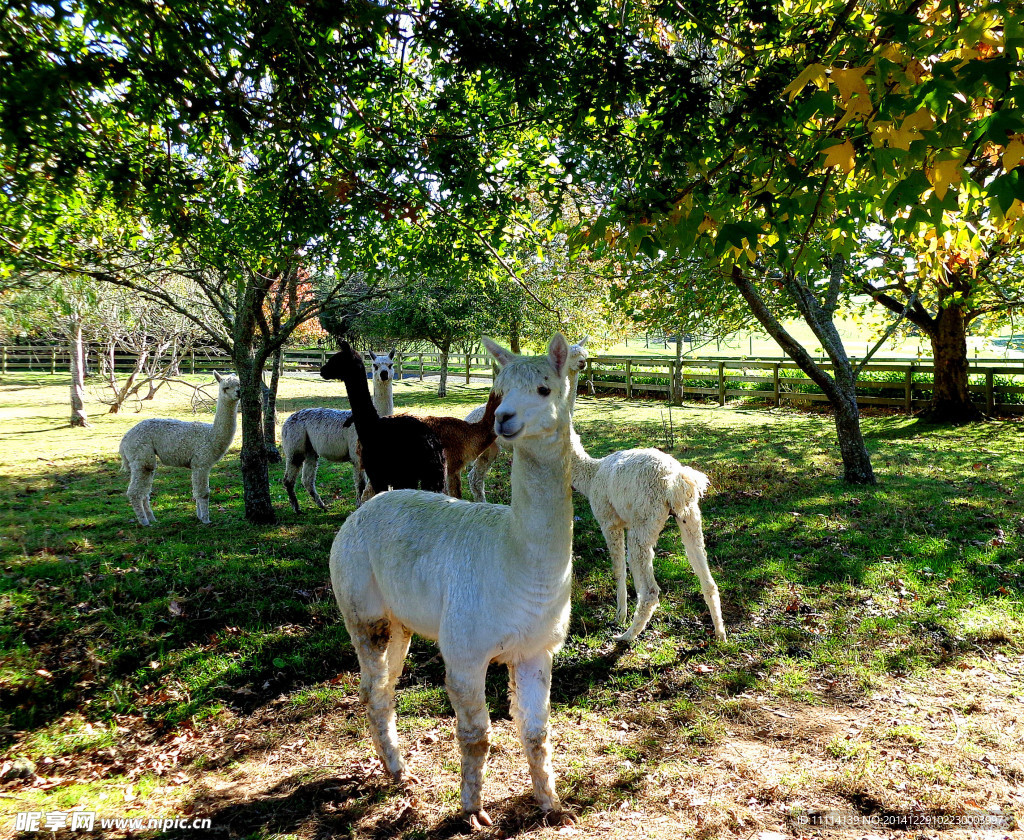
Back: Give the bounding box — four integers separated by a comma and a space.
670, 466, 710, 518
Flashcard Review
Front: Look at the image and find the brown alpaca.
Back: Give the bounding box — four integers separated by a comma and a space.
421, 390, 502, 499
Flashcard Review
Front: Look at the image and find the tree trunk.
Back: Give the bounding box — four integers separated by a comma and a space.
731, 267, 876, 485
262, 347, 283, 463
236, 356, 277, 525
438, 344, 450, 397
920, 303, 982, 423
69, 320, 90, 427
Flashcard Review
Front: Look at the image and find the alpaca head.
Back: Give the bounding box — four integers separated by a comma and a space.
371, 349, 396, 384
484, 333, 570, 442
568, 336, 589, 373
320, 343, 363, 381
213, 370, 241, 402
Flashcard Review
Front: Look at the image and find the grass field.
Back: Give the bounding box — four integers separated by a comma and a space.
1, 372, 1022, 839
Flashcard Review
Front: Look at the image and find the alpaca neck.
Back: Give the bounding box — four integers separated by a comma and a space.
509, 418, 574, 576
212, 393, 238, 449
567, 369, 581, 415
372, 377, 394, 416
343, 365, 380, 437
568, 429, 601, 497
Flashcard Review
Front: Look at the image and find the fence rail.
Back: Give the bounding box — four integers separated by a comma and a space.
3, 345, 1023, 414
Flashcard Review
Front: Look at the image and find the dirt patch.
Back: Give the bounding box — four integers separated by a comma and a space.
2, 656, 1022, 839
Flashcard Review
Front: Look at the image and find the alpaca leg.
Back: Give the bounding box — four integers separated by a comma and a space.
142, 495, 157, 525
601, 523, 628, 626
301, 456, 327, 510
509, 650, 563, 815
283, 452, 303, 513
444, 662, 492, 824
467, 442, 499, 503
676, 512, 727, 642
354, 467, 368, 507
614, 529, 661, 645
126, 461, 156, 526
191, 468, 212, 524
350, 617, 406, 780
447, 464, 463, 500
386, 624, 413, 688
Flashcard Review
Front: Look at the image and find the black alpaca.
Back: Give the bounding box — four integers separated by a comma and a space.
321, 343, 446, 495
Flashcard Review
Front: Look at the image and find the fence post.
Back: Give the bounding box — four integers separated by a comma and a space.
625, 360, 633, 399
190, 350, 196, 375
419, 355, 424, 381
396, 352, 403, 382
50, 347, 56, 375
904, 368, 913, 414
668, 361, 675, 403
465, 353, 471, 384
321, 349, 327, 367
1, 346, 6, 374
773, 363, 780, 407
986, 369, 995, 414
718, 362, 726, 406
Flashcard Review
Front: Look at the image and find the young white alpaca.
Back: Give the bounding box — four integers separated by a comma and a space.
569, 428, 727, 644
330, 334, 575, 828
466, 335, 589, 503
281, 349, 395, 511
119, 371, 240, 525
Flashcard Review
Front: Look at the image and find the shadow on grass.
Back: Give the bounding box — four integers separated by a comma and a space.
2, 401, 1021, 760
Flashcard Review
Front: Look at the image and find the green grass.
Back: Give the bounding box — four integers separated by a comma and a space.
1, 370, 1022, 832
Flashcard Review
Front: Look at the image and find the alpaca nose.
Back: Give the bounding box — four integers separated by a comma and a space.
494, 408, 521, 438
380, 370, 389, 381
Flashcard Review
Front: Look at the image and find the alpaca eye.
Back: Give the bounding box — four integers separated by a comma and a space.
537, 386, 551, 396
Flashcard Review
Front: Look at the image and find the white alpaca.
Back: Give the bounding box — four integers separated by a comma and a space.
569, 428, 727, 644
282, 349, 395, 511
330, 335, 574, 828
119, 371, 240, 525
466, 335, 589, 502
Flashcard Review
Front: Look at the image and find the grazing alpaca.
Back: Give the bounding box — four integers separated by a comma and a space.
569, 428, 726, 644
330, 334, 574, 827
119, 371, 240, 525
331, 341, 445, 495
281, 349, 395, 511
467, 335, 589, 502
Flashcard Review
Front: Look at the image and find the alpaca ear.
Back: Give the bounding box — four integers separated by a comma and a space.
214, 370, 222, 383
548, 333, 570, 377
389, 348, 396, 360
482, 337, 515, 369
578, 335, 589, 346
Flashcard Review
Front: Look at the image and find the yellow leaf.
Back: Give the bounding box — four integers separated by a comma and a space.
784, 63, 829, 101
830, 66, 871, 104
835, 94, 873, 130
928, 159, 962, 200
698, 214, 716, 234
1003, 139, 1024, 171
902, 108, 934, 132
821, 141, 856, 173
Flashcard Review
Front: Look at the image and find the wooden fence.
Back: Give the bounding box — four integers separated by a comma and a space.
3, 344, 1023, 414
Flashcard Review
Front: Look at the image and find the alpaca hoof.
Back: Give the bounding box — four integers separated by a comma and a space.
715, 630, 727, 643
465, 809, 492, 830
611, 631, 634, 646
543, 810, 577, 827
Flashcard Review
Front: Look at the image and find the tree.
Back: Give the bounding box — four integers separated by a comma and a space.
531, 0, 1024, 477
851, 221, 1024, 421
358, 268, 501, 397
0, 272, 99, 427
2, 0, 564, 521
